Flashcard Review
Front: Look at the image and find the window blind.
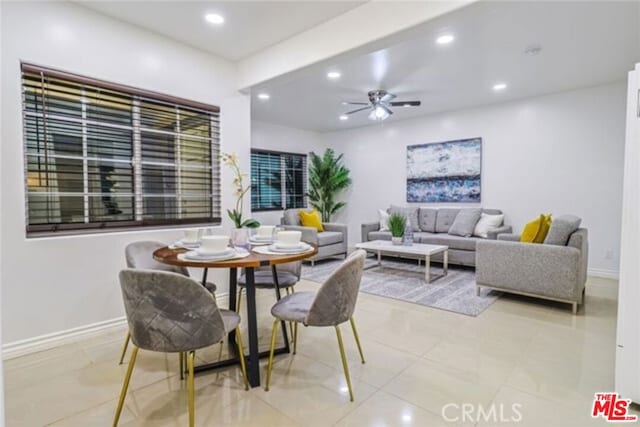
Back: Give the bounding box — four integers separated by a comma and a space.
250, 149, 307, 211
21, 63, 221, 235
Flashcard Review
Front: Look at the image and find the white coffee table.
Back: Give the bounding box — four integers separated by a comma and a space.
355, 240, 448, 283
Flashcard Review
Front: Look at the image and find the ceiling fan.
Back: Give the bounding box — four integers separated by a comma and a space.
342, 90, 421, 121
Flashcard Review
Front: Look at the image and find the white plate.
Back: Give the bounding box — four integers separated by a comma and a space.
195, 247, 234, 256
273, 242, 306, 250
251, 235, 273, 241
170, 240, 201, 249
179, 248, 249, 262
268, 242, 311, 253
249, 240, 272, 246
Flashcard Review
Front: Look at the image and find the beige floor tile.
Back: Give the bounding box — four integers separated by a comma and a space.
383, 358, 500, 417
334, 390, 452, 427
478, 385, 610, 427
46, 398, 136, 426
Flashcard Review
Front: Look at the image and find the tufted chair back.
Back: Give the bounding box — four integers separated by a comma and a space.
119, 269, 225, 353
305, 250, 366, 327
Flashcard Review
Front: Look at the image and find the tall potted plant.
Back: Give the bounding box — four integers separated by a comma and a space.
307, 148, 351, 222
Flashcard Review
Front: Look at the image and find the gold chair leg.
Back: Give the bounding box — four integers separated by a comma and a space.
187, 351, 195, 427
335, 325, 354, 402
350, 318, 365, 364
236, 289, 243, 313
179, 352, 185, 380
234, 327, 250, 390
118, 331, 131, 365
293, 322, 298, 354
265, 319, 279, 391
113, 346, 138, 426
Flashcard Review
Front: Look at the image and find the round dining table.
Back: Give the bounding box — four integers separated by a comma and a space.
153, 243, 318, 388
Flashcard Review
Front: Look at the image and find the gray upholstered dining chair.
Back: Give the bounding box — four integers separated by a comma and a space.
265, 250, 367, 401
119, 241, 218, 366
113, 269, 249, 427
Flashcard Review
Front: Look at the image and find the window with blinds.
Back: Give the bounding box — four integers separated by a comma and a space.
21, 64, 221, 235
250, 150, 307, 211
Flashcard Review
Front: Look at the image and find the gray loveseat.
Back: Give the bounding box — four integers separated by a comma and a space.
476, 228, 588, 314
281, 209, 348, 265
361, 208, 511, 267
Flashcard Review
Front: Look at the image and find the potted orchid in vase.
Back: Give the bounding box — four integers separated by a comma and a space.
221, 152, 260, 246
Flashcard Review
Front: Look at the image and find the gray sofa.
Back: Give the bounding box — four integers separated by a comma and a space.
476, 229, 588, 314
281, 209, 348, 265
361, 208, 511, 267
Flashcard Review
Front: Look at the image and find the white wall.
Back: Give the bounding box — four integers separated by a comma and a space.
324, 82, 626, 275
251, 120, 326, 225
0, 2, 250, 346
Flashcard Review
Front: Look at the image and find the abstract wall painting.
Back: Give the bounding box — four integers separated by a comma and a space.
406, 138, 482, 203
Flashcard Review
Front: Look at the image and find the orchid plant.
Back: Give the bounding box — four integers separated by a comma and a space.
221, 152, 260, 228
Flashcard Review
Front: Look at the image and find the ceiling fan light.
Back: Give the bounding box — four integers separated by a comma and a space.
369, 105, 390, 121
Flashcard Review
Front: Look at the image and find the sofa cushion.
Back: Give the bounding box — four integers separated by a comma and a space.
418, 208, 437, 232
544, 215, 581, 246
482, 208, 503, 215
368, 231, 392, 241
283, 209, 301, 226
473, 213, 505, 238
417, 233, 479, 251
317, 231, 343, 246
378, 209, 390, 231
389, 205, 420, 232
435, 208, 461, 233
449, 208, 482, 237
299, 209, 324, 231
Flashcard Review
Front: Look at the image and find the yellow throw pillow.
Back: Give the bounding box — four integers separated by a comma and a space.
299, 209, 324, 232
533, 214, 552, 243
520, 215, 544, 243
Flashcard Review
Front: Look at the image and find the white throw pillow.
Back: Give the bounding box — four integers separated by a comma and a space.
378, 209, 390, 231
473, 213, 504, 238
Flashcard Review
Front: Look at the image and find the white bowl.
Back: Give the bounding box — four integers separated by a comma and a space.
183, 228, 201, 243
276, 230, 301, 246
255, 225, 275, 237
201, 235, 229, 253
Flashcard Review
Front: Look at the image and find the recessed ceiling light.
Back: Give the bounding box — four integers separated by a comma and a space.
492, 83, 507, 91
403, 103, 412, 107
327, 71, 341, 80
257, 93, 270, 100
204, 13, 224, 25
339, 115, 349, 121
436, 34, 455, 45
524, 44, 542, 56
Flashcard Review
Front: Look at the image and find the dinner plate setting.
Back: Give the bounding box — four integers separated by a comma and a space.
252, 242, 313, 255
248, 236, 274, 245
169, 239, 201, 250
177, 247, 250, 262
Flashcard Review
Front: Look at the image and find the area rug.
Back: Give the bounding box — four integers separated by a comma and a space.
301, 257, 500, 317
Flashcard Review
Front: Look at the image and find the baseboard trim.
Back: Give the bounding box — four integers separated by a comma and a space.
588, 268, 619, 280
2, 317, 127, 360
2, 292, 231, 360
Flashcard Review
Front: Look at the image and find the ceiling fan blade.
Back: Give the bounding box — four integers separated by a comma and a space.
380, 92, 396, 103
390, 101, 421, 107
345, 106, 371, 115
341, 102, 369, 106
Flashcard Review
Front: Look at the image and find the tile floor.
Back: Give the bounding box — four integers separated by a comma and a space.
3, 274, 627, 426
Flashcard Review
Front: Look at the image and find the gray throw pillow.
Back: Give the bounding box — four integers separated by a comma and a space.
544, 215, 582, 246
448, 208, 482, 237
389, 205, 420, 232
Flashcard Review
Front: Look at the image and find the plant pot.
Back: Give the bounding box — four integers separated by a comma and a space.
391, 236, 403, 245
231, 227, 250, 248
